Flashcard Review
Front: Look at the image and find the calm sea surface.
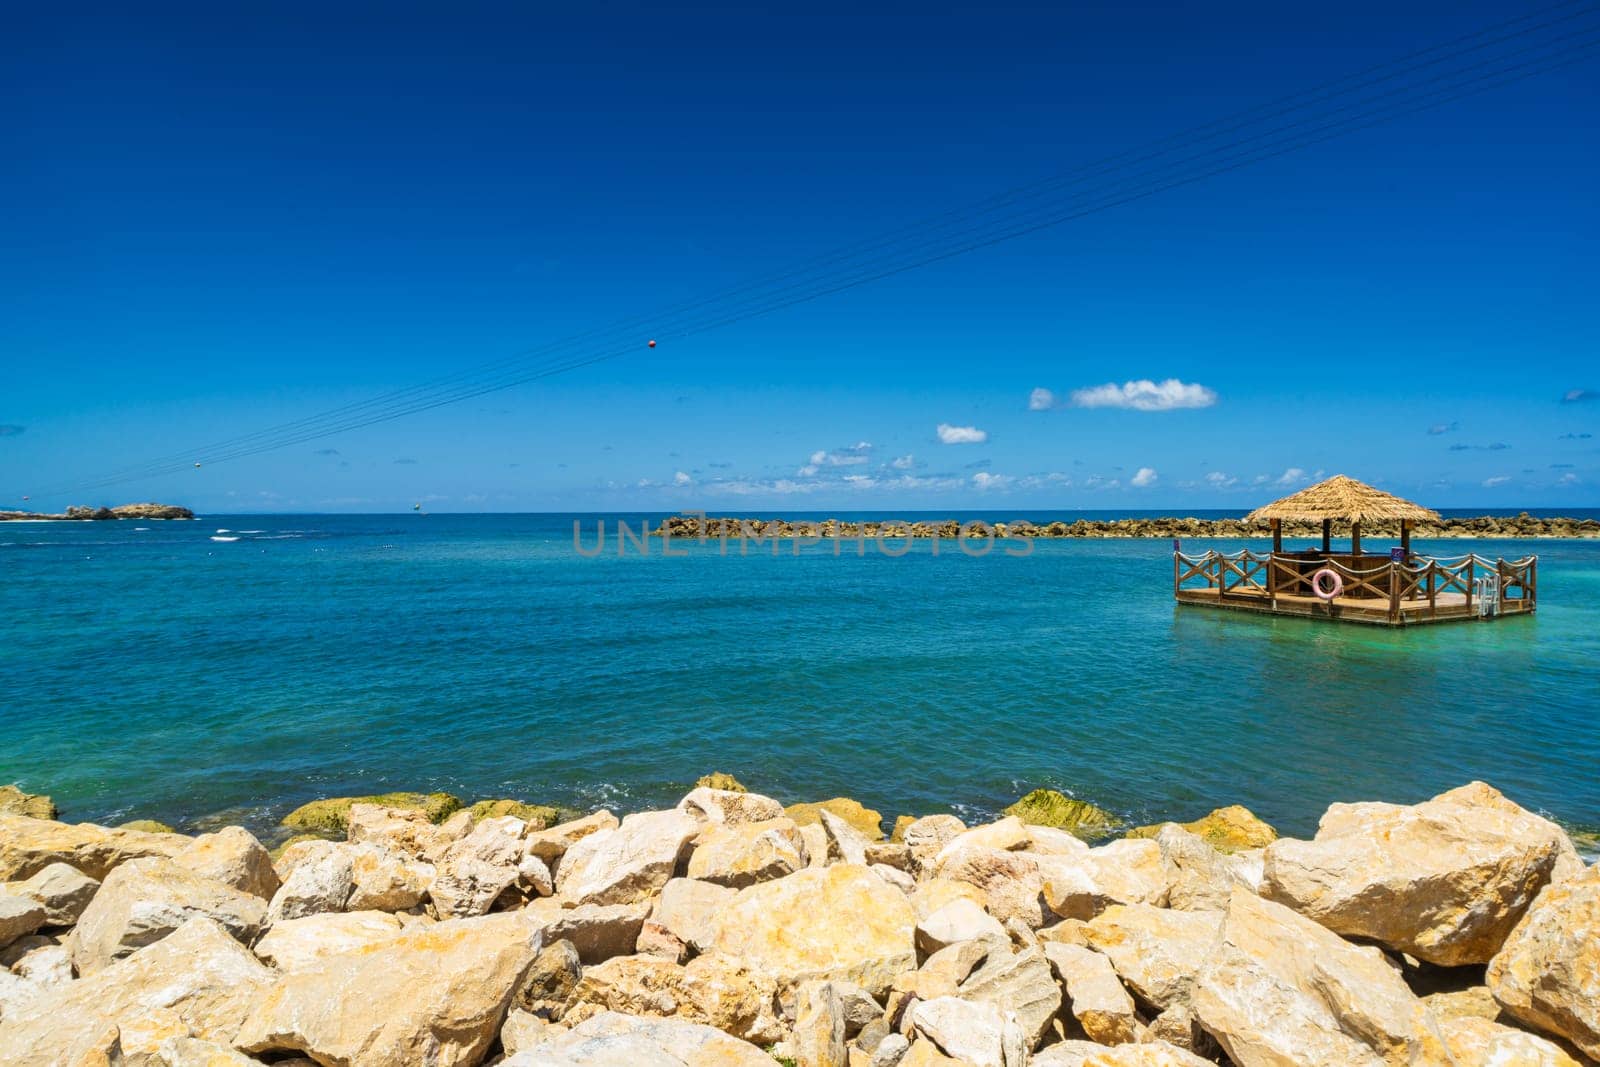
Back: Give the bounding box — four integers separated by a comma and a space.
3, 510, 1597, 840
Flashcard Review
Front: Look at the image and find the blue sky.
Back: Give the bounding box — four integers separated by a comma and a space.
3, 1, 1596, 512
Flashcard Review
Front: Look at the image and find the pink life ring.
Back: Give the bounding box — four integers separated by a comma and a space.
1311, 568, 1343, 601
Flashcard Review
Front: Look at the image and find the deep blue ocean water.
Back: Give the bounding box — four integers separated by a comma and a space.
3, 510, 1598, 841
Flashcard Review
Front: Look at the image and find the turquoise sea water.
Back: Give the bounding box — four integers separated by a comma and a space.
2, 511, 1598, 840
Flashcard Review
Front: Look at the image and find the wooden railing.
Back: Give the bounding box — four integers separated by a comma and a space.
1174, 549, 1537, 621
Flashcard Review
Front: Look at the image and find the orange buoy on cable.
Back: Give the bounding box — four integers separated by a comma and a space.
647, 339, 656, 348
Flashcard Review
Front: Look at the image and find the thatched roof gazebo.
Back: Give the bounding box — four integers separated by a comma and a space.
1246, 474, 1440, 557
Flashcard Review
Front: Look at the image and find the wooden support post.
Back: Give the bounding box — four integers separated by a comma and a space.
1351, 520, 1362, 558
1321, 519, 1331, 554
1400, 519, 1411, 559
1388, 561, 1400, 624
1269, 519, 1280, 601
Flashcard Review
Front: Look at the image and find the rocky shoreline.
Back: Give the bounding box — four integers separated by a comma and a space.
2, 778, 1596, 1065
0, 503, 194, 522
654, 513, 1600, 540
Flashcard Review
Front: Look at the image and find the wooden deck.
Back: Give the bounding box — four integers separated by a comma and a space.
1174, 550, 1536, 627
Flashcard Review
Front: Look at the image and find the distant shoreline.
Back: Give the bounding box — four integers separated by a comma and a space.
653, 513, 1600, 540
0, 503, 193, 522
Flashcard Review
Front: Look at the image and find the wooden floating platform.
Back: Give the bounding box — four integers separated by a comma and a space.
1174, 550, 1536, 628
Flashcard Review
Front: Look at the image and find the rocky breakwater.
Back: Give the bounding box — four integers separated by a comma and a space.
0, 503, 194, 521
655, 513, 1600, 540
1, 778, 1597, 1065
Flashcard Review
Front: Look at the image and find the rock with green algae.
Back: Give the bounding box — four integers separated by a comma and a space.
695, 772, 748, 793
280, 791, 463, 836
783, 797, 885, 841
1004, 789, 1124, 839
0, 784, 56, 820
117, 819, 177, 834
1125, 804, 1277, 853
467, 799, 561, 828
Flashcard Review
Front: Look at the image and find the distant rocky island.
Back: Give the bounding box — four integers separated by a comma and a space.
655, 513, 1600, 540
0, 503, 194, 522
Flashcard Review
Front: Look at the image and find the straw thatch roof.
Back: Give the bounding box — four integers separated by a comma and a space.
1246, 474, 1440, 524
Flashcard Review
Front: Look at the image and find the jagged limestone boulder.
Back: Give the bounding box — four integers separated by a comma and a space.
119, 818, 178, 834
0, 896, 45, 951
253, 910, 406, 971
0, 918, 272, 1067
915, 897, 1007, 956
235, 911, 540, 1066
525, 810, 619, 864
1438, 1016, 1582, 1065
711, 864, 916, 997
679, 787, 785, 826
785, 797, 885, 841
1127, 804, 1277, 853
429, 815, 529, 918
556, 809, 700, 906
172, 826, 279, 900
266, 839, 357, 922
0, 785, 55, 820
1152, 824, 1260, 911
957, 944, 1061, 1049
524, 899, 650, 963
1487, 862, 1600, 1059
930, 846, 1047, 928
1262, 781, 1576, 965
652, 877, 736, 955
1004, 789, 1122, 840
1039, 838, 1174, 920
346, 803, 459, 860
901, 814, 966, 871
1082, 903, 1222, 1010
280, 791, 462, 836
68, 857, 267, 975
1042, 941, 1140, 1045
1192, 888, 1441, 1067
0, 814, 189, 881
1032, 1040, 1213, 1065
502, 1010, 775, 1065
695, 771, 747, 793
2, 862, 100, 926
687, 817, 808, 887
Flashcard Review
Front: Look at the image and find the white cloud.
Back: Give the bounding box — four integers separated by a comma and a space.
1132, 467, 1158, 488
1069, 378, 1217, 412
1275, 467, 1308, 487
1205, 471, 1237, 488
1028, 387, 1058, 411
1558, 472, 1580, 486
673, 471, 692, 486
1483, 475, 1512, 488
937, 423, 988, 444
890, 454, 915, 470
800, 443, 872, 476
842, 474, 875, 488
972, 472, 1012, 490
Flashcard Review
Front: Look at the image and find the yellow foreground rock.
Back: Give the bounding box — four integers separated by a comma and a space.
1127, 804, 1277, 853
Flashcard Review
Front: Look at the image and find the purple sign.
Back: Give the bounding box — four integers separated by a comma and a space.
1390, 547, 1407, 562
